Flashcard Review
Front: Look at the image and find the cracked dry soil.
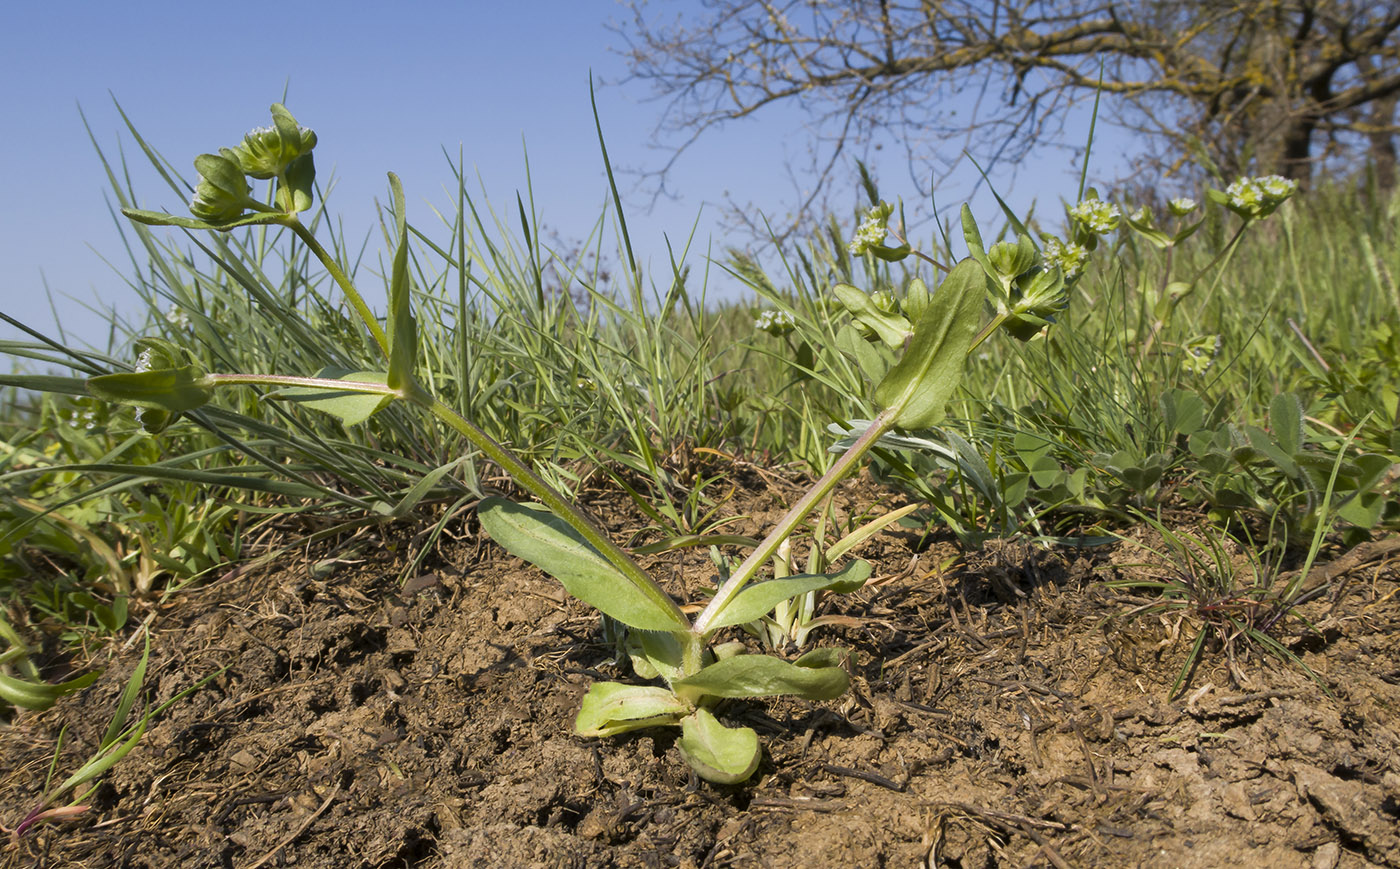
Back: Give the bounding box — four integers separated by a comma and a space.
3, 476, 1399, 868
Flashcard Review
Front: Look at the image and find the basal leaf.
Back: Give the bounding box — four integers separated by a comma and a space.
1269, 393, 1304, 457
672, 652, 849, 702
574, 682, 690, 738
677, 708, 761, 784
477, 498, 688, 632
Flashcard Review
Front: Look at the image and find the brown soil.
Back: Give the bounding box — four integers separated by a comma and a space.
3, 474, 1399, 868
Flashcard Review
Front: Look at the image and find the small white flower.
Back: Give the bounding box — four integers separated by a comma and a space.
754, 309, 796, 336
1130, 205, 1151, 224
134, 349, 155, 372
848, 212, 887, 255
165, 305, 192, 330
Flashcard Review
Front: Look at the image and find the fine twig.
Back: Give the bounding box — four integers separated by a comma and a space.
241, 780, 341, 869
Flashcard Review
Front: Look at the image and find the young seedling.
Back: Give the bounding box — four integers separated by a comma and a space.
87, 105, 1059, 783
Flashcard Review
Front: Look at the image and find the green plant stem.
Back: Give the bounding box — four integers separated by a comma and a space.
970, 313, 1007, 354
282, 206, 695, 660
421, 395, 692, 631
205, 373, 400, 393
693, 406, 900, 636
283, 217, 392, 360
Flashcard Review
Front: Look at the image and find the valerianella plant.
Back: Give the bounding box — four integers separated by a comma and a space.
86, 103, 1053, 784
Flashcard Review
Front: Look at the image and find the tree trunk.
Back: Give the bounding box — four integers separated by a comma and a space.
1366, 93, 1398, 191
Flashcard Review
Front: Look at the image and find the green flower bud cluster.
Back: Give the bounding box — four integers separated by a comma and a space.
754, 309, 796, 336
1000, 254, 1069, 342
189, 152, 255, 223
1221, 175, 1298, 219
187, 104, 318, 224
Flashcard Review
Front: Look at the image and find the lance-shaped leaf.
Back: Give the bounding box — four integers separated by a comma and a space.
477, 497, 689, 632
873, 258, 989, 430
678, 708, 761, 784
266, 368, 395, 426
385, 173, 418, 391
121, 208, 287, 232
706, 560, 870, 630
672, 651, 849, 702
574, 682, 691, 737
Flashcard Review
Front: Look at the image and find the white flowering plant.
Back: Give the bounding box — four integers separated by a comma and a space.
82, 104, 1017, 785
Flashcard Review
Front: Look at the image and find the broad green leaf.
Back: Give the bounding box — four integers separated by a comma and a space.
1245, 425, 1299, 478
707, 560, 871, 630
266, 368, 394, 426
1269, 393, 1305, 457
385, 172, 418, 391
874, 258, 989, 429
832, 284, 912, 349
1163, 389, 1207, 436
677, 708, 761, 784
672, 652, 849, 701
477, 498, 688, 632
791, 646, 852, 670
903, 278, 931, 324
574, 682, 690, 737
1029, 454, 1065, 489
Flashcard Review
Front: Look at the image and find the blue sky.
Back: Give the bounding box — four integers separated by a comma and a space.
1, 1, 1126, 350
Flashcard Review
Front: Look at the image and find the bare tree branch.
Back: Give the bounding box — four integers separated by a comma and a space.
610, 0, 1400, 237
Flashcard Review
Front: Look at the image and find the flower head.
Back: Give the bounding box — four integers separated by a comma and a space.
754, 309, 796, 336
1223, 175, 1297, 219
848, 202, 893, 256
1042, 237, 1090, 281
1068, 198, 1121, 235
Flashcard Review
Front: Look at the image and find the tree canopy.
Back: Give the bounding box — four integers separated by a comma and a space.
614, 0, 1400, 230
